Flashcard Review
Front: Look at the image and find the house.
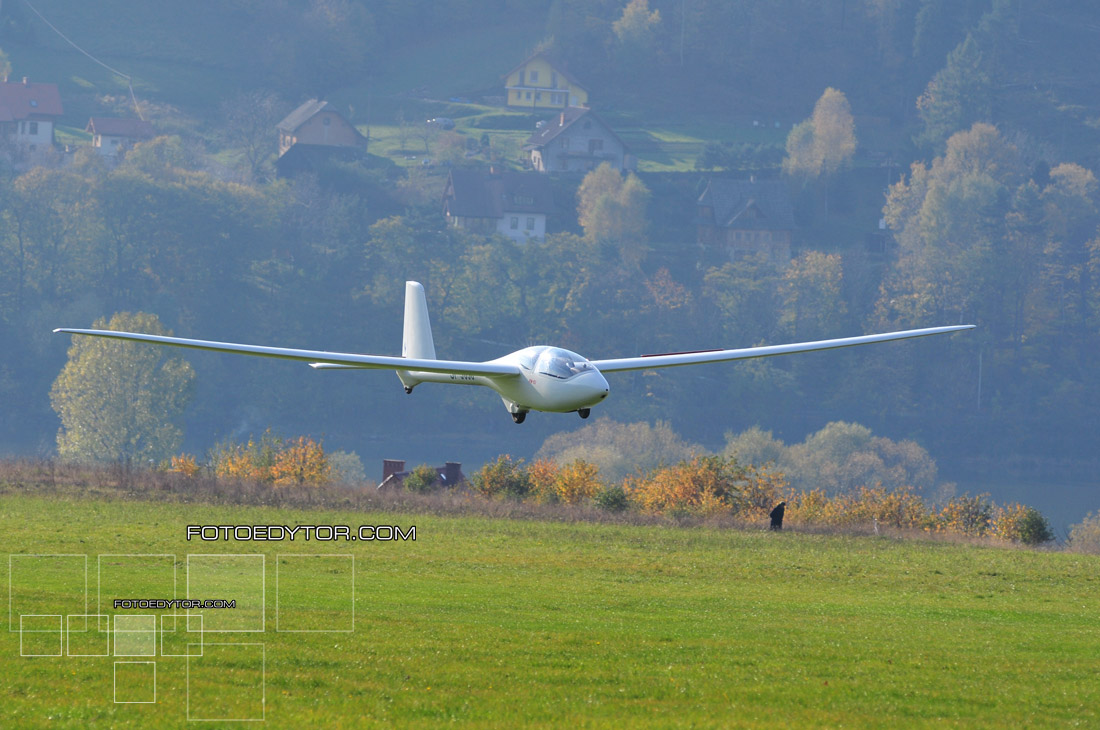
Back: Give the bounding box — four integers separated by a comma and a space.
503, 52, 589, 110
85, 117, 155, 156
276, 99, 365, 157
442, 168, 555, 243
377, 459, 465, 491
524, 106, 633, 174
0, 78, 63, 152
697, 178, 795, 264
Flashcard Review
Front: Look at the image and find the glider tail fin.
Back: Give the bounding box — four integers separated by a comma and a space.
402, 281, 436, 360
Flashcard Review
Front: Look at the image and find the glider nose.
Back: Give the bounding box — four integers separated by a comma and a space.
577, 369, 610, 405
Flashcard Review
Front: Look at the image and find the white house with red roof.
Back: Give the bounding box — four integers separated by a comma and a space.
86, 117, 155, 156
0, 78, 63, 151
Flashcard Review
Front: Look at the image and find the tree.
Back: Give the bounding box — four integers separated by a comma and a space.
612, 0, 661, 67
221, 90, 288, 182
915, 33, 992, 152
51, 312, 195, 464
576, 163, 650, 264
782, 88, 857, 181
0, 48, 11, 82
536, 417, 700, 484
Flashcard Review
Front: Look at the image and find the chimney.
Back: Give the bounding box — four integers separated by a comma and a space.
23, 77, 29, 86
559, 112, 565, 127
382, 459, 406, 483
444, 462, 462, 485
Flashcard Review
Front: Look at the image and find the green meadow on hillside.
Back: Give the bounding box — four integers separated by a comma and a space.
2, 488, 1098, 729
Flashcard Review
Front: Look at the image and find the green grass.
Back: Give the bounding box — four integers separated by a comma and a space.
2, 490, 1098, 728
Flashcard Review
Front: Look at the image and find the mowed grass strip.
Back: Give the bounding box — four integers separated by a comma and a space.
1, 493, 1098, 728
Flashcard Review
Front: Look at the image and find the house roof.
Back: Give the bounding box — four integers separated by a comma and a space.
502, 51, 587, 91
277, 99, 332, 133
443, 169, 555, 219
524, 106, 626, 151
697, 178, 795, 231
378, 463, 466, 491
0, 80, 63, 122
86, 117, 155, 139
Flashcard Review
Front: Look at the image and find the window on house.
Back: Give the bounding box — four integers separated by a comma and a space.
588, 138, 603, 154
526, 91, 532, 100
530, 70, 539, 83
518, 70, 525, 85
29, 122, 39, 135
526, 217, 535, 230
510, 217, 519, 230
535, 92, 542, 102
551, 71, 558, 87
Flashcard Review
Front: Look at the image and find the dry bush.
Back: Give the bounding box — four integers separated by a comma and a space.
1068, 512, 1100, 554
554, 459, 602, 505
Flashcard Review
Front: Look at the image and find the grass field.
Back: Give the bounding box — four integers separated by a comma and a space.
2, 487, 1098, 728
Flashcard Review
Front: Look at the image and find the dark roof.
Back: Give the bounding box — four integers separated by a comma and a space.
276, 99, 330, 133
443, 169, 555, 219
502, 51, 587, 90
86, 117, 155, 139
697, 178, 795, 231
378, 464, 466, 491
524, 106, 626, 151
0, 80, 63, 122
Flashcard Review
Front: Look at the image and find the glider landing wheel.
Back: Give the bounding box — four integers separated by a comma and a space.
511, 411, 527, 424
404, 387, 413, 394
578, 408, 591, 419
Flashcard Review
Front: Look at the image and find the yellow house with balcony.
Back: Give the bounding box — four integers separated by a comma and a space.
503, 52, 589, 110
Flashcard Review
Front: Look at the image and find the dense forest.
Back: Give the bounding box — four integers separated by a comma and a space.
1, 0, 1099, 525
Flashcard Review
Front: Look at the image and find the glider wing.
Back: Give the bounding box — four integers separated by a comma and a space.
590, 325, 975, 374
53, 328, 520, 378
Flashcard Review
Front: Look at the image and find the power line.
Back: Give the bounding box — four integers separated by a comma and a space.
20, 0, 144, 120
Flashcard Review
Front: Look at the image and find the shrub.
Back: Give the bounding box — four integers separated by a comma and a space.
933, 494, 994, 536
594, 483, 629, 512
992, 504, 1054, 545
527, 458, 560, 504
210, 431, 330, 486
166, 454, 200, 477
1069, 512, 1100, 554
403, 464, 438, 493
627, 455, 745, 517
472, 455, 530, 499
554, 459, 602, 505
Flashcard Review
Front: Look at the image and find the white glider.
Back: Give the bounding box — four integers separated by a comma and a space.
56, 281, 974, 424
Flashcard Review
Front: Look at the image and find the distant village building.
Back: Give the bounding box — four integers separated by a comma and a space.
524, 106, 633, 174
0, 78, 63, 154
696, 178, 795, 264
503, 52, 588, 110
377, 459, 465, 491
276, 99, 366, 157
442, 168, 555, 243
85, 117, 155, 156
